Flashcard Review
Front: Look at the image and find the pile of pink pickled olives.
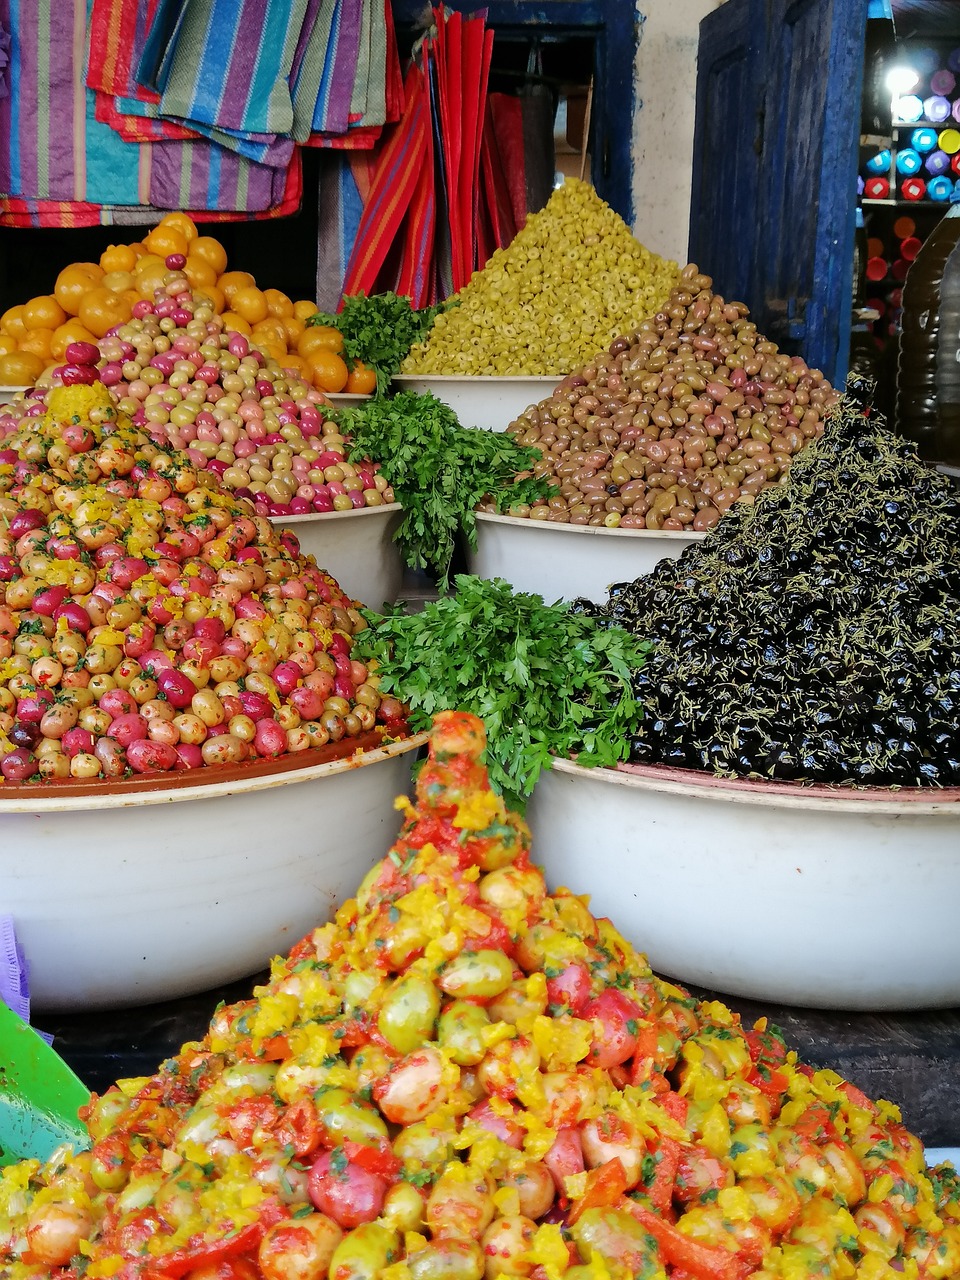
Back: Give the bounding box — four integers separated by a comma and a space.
0, 260, 395, 521
0, 365, 406, 785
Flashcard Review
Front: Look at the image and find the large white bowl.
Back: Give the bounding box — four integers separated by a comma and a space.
468, 512, 704, 602
321, 392, 375, 411
392, 375, 558, 431
271, 503, 404, 608
528, 758, 960, 1011
0, 735, 426, 1012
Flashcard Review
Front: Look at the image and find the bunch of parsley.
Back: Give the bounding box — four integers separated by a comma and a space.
309, 292, 449, 394
357, 575, 651, 807
338, 392, 554, 588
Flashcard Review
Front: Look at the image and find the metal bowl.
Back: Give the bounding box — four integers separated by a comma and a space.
528, 757, 960, 1011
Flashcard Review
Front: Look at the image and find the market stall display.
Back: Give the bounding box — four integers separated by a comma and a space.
0, 375, 424, 1008
357, 396, 960, 1006
0, 733, 425, 1010
401, 178, 681, 378
306, 292, 448, 396
61, 303, 395, 520
459, 264, 838, 596
480, 266, 839, 533
2, 712, 959, 1280
595, 397, 960, 789
0, 212, 360, 396
0, 264, 412, 602
356, 575, 648, 804
335, 392, 552, 585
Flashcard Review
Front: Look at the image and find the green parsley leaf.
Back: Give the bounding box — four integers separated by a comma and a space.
356, 574, 650, 806
337, 393, 556, 587
309, 292, 452, 395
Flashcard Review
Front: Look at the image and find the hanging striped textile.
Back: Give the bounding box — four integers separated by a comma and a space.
290, 0, 338, 141
87, 0, 196, 142
340, 61, 431, 300
314, 151, 365, 311
395, 57, 436, 308
311, 0, 359, 136
0, 149, 302, 227
155, 0, 308, 136
149, 139, 295, 211
0, 0, 300, 225
0, 0, 398, 226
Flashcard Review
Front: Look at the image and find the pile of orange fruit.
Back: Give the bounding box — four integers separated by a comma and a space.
0, 212, 376, 396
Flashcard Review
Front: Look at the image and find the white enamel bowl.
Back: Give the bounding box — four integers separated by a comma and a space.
270, 503, 404, 608
321, 392, 374, 410
527, 758, 960, 1011
392, 375, 559, 431
0, 735, 426, 1012
468, 512, 705, 602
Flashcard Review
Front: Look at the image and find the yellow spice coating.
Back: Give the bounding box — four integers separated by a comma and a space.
401, 179, 681, 377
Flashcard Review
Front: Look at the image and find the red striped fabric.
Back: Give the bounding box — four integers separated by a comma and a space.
87, 0, 195, 142
341, 62, 429, 298
395, 60, 436, 307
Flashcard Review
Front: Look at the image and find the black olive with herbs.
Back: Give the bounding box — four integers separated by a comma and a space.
587, 396, 960, 787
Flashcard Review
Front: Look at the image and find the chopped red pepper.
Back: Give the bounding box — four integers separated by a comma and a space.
792, 1102, 839, 1144
567, 1158, 629, 1225
143, 1222, 262, 1279
144, 1202, 288, 1278
623, 1202, 752, 1280
746, 1064, 790, 1099
258, 1034, 292, 1062
628, 1023, 661, 1087
343, 1138, 403, 1180
838, 1079, 879, 1116
470, 905, 516, 957
658, 1091, 689, 1126
743, 1025, 787, 1068
274, 1098, 321, 1158
647, 1136, 682, 1214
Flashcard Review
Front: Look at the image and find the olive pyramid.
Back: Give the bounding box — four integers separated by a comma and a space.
402, 179, 680, 377
600, 399, 960, 787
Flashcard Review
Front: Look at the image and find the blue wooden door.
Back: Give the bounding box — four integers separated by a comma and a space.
689, 0, 868, 385
689, 0, 766, 310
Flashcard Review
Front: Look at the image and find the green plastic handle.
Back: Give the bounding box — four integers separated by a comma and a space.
0, 1001, 91, 1166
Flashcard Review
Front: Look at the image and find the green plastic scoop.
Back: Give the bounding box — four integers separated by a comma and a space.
0, 1001, 91, 1165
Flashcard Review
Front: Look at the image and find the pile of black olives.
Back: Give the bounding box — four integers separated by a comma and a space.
588, 397, 960, 787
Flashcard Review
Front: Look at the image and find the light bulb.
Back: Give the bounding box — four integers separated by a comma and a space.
886, 65, 920, 94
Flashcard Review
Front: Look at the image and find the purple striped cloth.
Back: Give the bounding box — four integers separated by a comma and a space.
0, 20, 10, 98
156, 0, 307, 135
0, 0, 295, 217
0, 0, 143, 203
149, 139, 290, 210
315, 0, 362, 134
